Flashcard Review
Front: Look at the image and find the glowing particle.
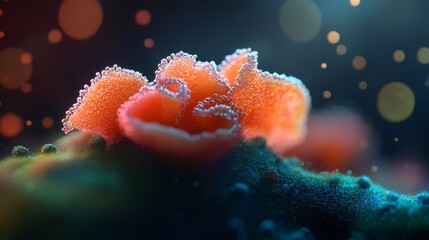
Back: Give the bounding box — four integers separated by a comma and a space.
48, 29, 63, 44
279, 0, 322, 43
327, 31, 340, 44
393, 50, 406, 63
377, 82, 415, 122
21, 83, 32, 93
0, 31, 4, 38
350, 0, 361, 7
417, 47, 429, 64
336, 44, 347, 55
144, 38, 154, 48
0, 47, 33, 89
25, 120, 32, 126
320, 63, 327, 69
0, 113, 23, 138
323, 90, 331, 99
20, 53, 33, 64
393, 137, 399, 142
358, 81, 367, 90
352, 56, 366, 70
62, 65, 147, 142
371, 165, 378, 172
42, 117, 54, 129
0, 9, 3, 16
59, 0, 103, 40
135, 9, 151, 26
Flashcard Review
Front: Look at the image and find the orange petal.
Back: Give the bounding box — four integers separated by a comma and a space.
230, 53, 311, 154
118, 79, 241, 164
218, 48, 254, 87
155, 51, 230, 110
62, 65, 147, 142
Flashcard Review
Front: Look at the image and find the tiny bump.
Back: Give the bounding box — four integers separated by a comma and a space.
230, 182, 250, 200
41, 144, 58, 154
11, 146, 30, 158
385, 191, 399, 202
259, 220, 276, 238
417, 191, 429, 205
356, 175, 371, 189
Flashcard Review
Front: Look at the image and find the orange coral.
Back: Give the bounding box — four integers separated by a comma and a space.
219, 48, 252, 87
226, 51, 310, 154
118, 78, 241, 163
62, 49, 310, 162
62, 65, 147, 142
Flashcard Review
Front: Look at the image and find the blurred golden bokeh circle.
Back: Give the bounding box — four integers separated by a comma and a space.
393, 50, 406, 63
377, 82, 415, 123
417, 47, 429, 64
279, 0, 322, 43
352, 56, 366, 70
327, 31, 340, 44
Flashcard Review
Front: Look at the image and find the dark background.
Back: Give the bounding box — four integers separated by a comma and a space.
0, 0, 428, 180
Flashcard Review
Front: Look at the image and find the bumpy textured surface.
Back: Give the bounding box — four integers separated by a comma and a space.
229, 52, 311, 154
118, 78, 241, 163
62, 65, 147, 142
1, 138, 428, 239
219, 48, 252, 87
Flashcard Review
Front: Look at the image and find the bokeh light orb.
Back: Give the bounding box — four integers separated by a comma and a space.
350, 0, 361, 7
393, 50, 406, 63
0, 31, 5, 38
42, 117, 54, 129
0, 47, 33, 90
352, 55, 366, 70
20, 53, 33, 64
336, 44, 347, 55
48, 29, 63, 44
144, 38, 154, 48
417, 47, 429, 64
59, 0, 103, 40
359, 81, 368, 90
279, 0, 322, 43
377, 82, 415, 123
0, 113, 24, 138
135, 10, 151, 26
327, 31, 340, 44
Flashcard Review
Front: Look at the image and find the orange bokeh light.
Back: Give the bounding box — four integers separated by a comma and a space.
0, 113, 24, 138
58, 0, 103, 40
48, 29, 63, 44
0, 47, 33, 89
0, 31, 5, 38
135, 10, 151, 26
21, 83, 32, 93
42, 117, 54, 128
20, 53, 33, 64
144, 38, 154, 48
